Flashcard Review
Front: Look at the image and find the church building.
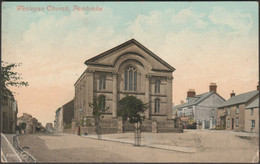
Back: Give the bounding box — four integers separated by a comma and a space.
72, 39, 178, 134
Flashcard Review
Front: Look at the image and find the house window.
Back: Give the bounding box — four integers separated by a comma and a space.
236, 118, 239, 127
124, 66, 137, 91
98, 95, 106, 111
251, 120, 255, 128
99, 75, 106, 90
155, 80, 161, 93
227, 108, 230, 115
154, 99, 160, 113
250, 108, 254, 115
227, 119, 230, 127
236, 105, 239, 114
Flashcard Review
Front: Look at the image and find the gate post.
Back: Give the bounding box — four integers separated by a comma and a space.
117, 117, 123, 133
152, 118, 157, 133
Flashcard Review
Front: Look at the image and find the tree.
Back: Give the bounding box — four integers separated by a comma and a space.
1, 61, 28, 105
89, 96, 109, 140
117, 95, 147, 146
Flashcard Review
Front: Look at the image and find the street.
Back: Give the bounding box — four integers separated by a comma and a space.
17, 130, 259, 163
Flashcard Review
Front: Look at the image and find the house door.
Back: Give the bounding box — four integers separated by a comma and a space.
231, 118, 234, 130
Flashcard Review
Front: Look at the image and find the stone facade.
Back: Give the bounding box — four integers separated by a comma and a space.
54, 99, 74, 133
244, 96, 259, 133
175, 83, 226, 129
45, 123, 54, 133
54, 107, 63, 133
17, 113, 38, 134
72, 39, 178, 134
1, 95, 18, 134
217, 89, 259, 132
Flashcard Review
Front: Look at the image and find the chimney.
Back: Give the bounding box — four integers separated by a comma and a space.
187, 89, 196, 98
180, 100, 184, 104
209, 83, 217, 93
230, 90, 235, 97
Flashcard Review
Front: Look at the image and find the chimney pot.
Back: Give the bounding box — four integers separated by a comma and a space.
210, 83, 217, 93
230, 90, 235, 97
187, 89, 196, 98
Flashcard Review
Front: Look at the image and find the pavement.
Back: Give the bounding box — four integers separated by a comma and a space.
82, 133, 197, 153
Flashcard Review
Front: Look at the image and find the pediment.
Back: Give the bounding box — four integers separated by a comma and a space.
85, 39, 175, 72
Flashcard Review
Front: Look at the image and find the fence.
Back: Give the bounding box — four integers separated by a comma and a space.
13, 135, 37, 163
1, 133, 22, 163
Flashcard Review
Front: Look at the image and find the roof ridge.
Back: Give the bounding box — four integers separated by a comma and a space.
84, 38, 175, 71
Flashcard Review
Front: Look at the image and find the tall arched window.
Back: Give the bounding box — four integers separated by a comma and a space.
154, 99, 160, 113
155, 80, 161, 93
98, 95, 106, 111
99, 75, 106, 90
124, 66, 137, 91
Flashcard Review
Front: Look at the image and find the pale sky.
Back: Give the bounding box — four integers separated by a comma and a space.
2, 2, 258, 125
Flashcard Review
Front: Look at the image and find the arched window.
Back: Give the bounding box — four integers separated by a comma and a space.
124, 66, 137, 91
98, 95, 106, 111
154, 99, 160, 113
99, 75, 106, 90
155, 80, 161, 93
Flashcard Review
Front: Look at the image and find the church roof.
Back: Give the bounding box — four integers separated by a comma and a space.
84, 39, 175, 72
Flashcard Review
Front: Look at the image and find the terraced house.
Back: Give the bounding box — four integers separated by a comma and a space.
217, 87, 259, 132
72, 39, 180, 134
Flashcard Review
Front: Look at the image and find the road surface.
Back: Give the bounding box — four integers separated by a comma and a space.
18, 130, 259, 162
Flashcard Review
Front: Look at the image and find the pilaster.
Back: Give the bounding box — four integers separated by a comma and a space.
145, 74, 151, 119
112, 72, 118, 117
166, 76, 173, 119
86, 69, 94, 117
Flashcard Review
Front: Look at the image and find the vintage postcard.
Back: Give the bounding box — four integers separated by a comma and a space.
1, 1, 259, 163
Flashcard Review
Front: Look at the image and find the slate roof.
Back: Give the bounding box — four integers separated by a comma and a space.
176, 92, 216, 109
218, 90, 259, 108
84, 38, 175, 72
245, 96, 259, 109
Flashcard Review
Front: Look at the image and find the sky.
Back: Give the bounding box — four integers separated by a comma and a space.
2, 2, 258, 125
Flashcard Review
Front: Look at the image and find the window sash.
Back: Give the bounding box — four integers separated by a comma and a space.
134, 71, 137, 91
251, 120, 255, 128
129, 70, 133, 90
250, 108, 254, 115
154, 99, 160, 113
124, 71, 128, 90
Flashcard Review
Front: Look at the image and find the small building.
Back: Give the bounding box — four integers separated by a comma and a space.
244, 96, 259, 133
217, 88, 259, 131
175, 83, 226, 129
45, 123, 54, 133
